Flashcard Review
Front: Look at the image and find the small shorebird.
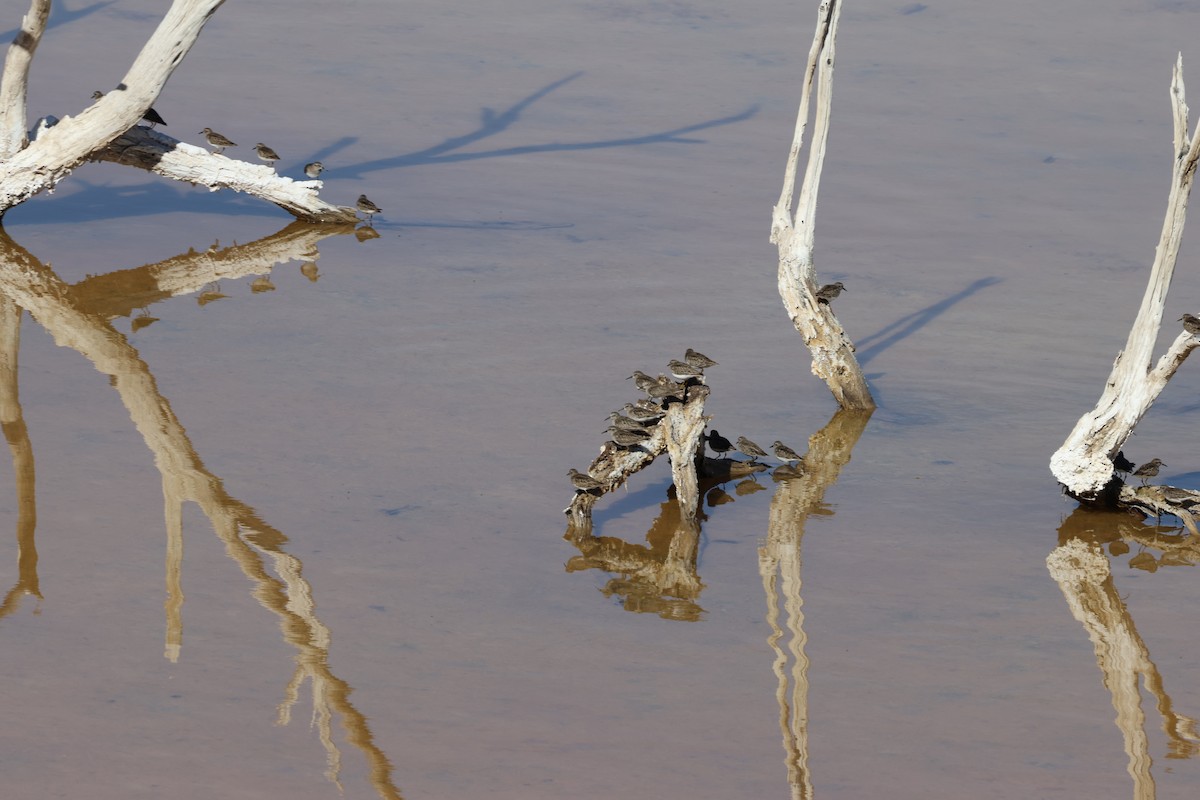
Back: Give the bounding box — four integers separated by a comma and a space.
735, 436, 769, 461
254, 143, 280, 167
667, 359, 704, 381
815, 281, 846, 305
646, 380, 687, 401
304, 161, 325, 179
609, 428, 653, 447
199, 128, 237, 154
357, 194, 382, 223
605, 412, 647, 432
623, 402, 664, 423
568, 468, 604, 493
1132, 458, 1165, 485
706, 430, 735, 458
684, 348, 718, 369
1113, 451, 1136, 474
1181, 313, 1200, 336
628, 370, 663, 393
772, 440, 804, 465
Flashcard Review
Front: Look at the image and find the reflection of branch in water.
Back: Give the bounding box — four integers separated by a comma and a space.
0, 294, 39, 617
759, 409, 871, 800
0, 229, 402, 800
1048, 538, 1200, 797
565, 496, 705, 621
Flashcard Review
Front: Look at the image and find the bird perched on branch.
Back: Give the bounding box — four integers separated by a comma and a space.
1113, 451, 1135, 474
199, 127, 237, 154
667, 359, 704, 382
735, 436, 768, 461
706, 430, 734, 458
1181, 313, 1200, 336
254, 143, 280, 167
622, 402, 665, 423
684, 348, 718, 369
609, 428, 653, 447
815, 281, 846, 305
568, 468, 604, 493
1132, 458, 1165, 485
772, 440, 804, 466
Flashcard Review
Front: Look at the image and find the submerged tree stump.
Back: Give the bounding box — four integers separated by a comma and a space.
1051, 55, 1200, 518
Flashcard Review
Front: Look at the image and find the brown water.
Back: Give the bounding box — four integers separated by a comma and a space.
4, 1, 1200, 797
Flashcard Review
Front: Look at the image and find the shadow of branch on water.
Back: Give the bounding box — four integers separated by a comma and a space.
856, 276, 1003, 366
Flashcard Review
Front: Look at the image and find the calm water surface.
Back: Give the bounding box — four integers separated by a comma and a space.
3, 1, 1200, 798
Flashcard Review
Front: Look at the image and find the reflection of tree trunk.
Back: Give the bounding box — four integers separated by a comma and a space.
565, 495, 705, 621
759, 409, 871, 799
0, 229, 402, 799
1048, 538, 1200, 796
0, 292, 38, 615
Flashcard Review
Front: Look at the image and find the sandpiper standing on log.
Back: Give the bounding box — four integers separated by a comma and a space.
735, 436, 769, 461
815, 281, 846, 305
304, 161, 325, 179
1181, 313, 1200, 336
357, 194, 382, 224
568, 468, 604, 493
667, 359, 704, 382
684, 348, 718, 369
1132, 458, 1165, 485
254, 143, 281, 168
200, 128, 237, 154
772, 440, 804, 465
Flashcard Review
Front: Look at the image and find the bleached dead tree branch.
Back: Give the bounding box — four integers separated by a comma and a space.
769, 0, 874, 411
0, 0, 356, 222
1051, 55, 1200, 503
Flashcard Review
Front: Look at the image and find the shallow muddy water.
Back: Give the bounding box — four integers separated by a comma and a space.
3, 1, 1200, 798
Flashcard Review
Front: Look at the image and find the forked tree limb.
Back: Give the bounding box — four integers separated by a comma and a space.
1051, 54, 1200, 499
0, 0, 226, 214
770, 0, 874, 411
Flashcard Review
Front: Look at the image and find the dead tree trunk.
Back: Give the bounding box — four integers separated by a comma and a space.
1051, 55, 1200, 508
769, 0, 874, 411
0, 0, 356, 222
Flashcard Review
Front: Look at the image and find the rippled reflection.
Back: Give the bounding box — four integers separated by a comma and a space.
760, 409, 871, 800
1050, 511, 1200, 797
0, 225, 402, 799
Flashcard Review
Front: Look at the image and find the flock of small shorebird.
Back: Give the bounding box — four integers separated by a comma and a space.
91, 91, 383, 224
567, 348, 808, 495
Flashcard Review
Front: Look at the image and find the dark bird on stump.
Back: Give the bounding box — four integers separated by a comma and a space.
815, 281, 846, 305
684, 348, 718, 369
1132, 458, 1165, 485
772, 440, 805, 466
1113, 451, 1136, 474
568, 468, 604, 493
707, 429, 735, 458
736, 436, 769, 461
1181, 313, 1200, 336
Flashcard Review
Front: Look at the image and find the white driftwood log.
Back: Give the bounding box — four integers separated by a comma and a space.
0, 0, 226, 214
1051, 55, 1200, 499
770, 0, 874, 411
93, 127, 358, 223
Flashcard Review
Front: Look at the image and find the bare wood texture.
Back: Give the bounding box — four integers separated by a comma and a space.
0, 0, 50, 158
769, 0, 873, 411
0, 0, 224, 214
92, 127, 359, 223
1051, 55, 1200, 498
565, 384, 709, 525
